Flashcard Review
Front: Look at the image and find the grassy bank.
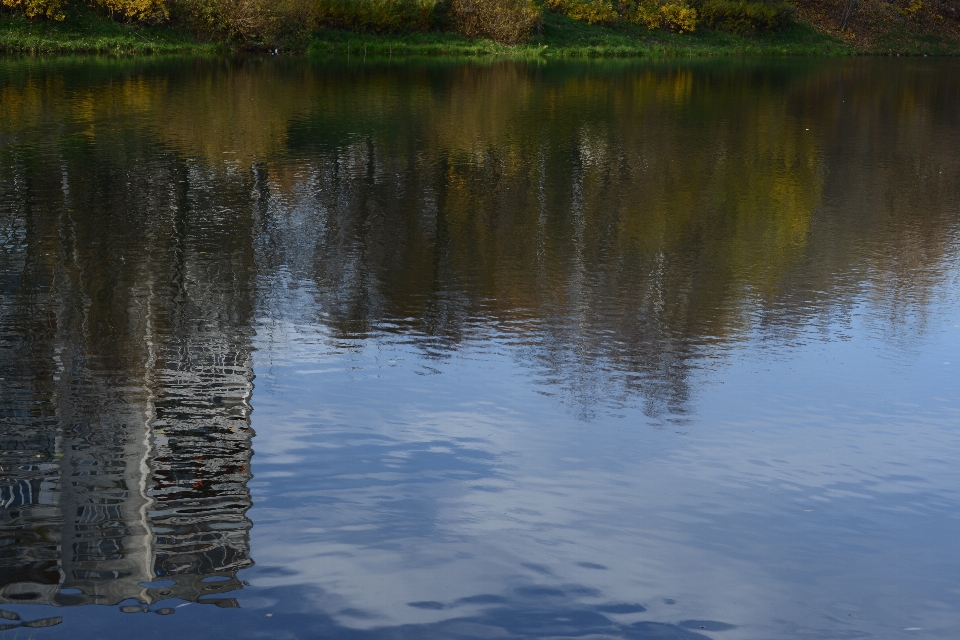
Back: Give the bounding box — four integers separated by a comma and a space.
307, 10, 852, 58
0, 9, 216, 54
1, 2, 959, 57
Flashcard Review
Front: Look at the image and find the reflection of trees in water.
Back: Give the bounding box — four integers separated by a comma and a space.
0, 58, 958, 609
0, 124, 258, 606
257, 60, 960, 417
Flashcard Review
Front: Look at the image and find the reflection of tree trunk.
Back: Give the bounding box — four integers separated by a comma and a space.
840, 0, 857, 30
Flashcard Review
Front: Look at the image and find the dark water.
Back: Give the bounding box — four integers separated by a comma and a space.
0, 55, 959, 639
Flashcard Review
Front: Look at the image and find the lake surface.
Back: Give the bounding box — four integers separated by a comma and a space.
0, 55, 959, 639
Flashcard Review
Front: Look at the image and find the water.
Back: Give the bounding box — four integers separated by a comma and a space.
0, 55, 959, 639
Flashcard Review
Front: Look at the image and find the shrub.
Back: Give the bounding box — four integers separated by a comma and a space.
94, 0, 168, 20
0, 0, 67, 19
547, 0, 695, 30
544, 0, 617, 24
168, 0, 277, 40
448, 0, 541, 43
694, 0, 793, 34
2, 0, 167, 22
659, 1, 696, 29
632, 1, 697, 31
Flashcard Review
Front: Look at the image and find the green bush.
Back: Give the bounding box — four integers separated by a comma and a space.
168, 0, 274, 40
448, 0, 541, 43
1, 0, 68, 19
631, 1, 697, 31
694, 0, 792, 34
2, 0, 166, 21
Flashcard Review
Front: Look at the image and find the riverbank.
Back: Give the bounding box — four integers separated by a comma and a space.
1, 3, 959, 57
0, 11, 217, 54
307, 11, 852, 58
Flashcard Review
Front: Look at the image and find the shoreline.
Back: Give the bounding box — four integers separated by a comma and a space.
1, 8, 959, 57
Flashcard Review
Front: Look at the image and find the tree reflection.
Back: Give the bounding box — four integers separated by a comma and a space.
0, 103, 258, 605
0, 56, 957, 609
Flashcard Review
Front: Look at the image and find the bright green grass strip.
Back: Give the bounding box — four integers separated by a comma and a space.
308, 11, 855, 59
0, 9, 217, 54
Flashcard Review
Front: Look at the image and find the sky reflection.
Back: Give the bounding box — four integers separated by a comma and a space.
0, 56, 958, 639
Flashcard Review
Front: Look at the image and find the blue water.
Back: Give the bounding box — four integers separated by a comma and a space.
0, 56, 959, 639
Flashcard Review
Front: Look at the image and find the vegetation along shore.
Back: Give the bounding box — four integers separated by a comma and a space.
1, 0, 959, 57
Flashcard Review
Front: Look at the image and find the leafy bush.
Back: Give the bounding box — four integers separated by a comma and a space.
448, 0, 541, 43
1, 0, 166, 21
171, 0, 441, 42
632, 1, 697, 31
546, 0, 696, 31
168, 0, 276, 40
96, 0, 167, 20
658, 1, 696, 29
544, 0, 617, 25
694, 0, 792, 34
1, 0, 67, 19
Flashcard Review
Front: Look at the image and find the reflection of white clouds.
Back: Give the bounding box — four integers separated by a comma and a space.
245, 293, 960, 638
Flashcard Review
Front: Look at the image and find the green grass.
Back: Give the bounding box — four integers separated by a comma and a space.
0, 7, 218, 54
3, 4, 956, 58
536, 10, 853, 56
306, 28, 522, 57
307, 11, 853, 58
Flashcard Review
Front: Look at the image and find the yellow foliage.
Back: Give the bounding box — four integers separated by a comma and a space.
901, 0, 922, 16
632, 1, 696, 31
632, 2, 661, 27
94, 0, 168, 20
548, 0, 695, 30
2, 0, 167, 21
1, 0, 67, 20
660, 2, 695, 30
544, 0, 617, 24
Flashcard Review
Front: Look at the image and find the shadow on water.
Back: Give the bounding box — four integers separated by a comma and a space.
0, 55, 958, 636
206, 582, 721, 639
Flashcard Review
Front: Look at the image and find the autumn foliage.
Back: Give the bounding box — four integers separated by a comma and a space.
0, 0, 543, 42
544, 0, 699, 31
0, 0, 795, 44
448, 0, 541, 43
1, 0, 164, 21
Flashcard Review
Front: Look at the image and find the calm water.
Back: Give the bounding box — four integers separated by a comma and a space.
0, 56, 959, 639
